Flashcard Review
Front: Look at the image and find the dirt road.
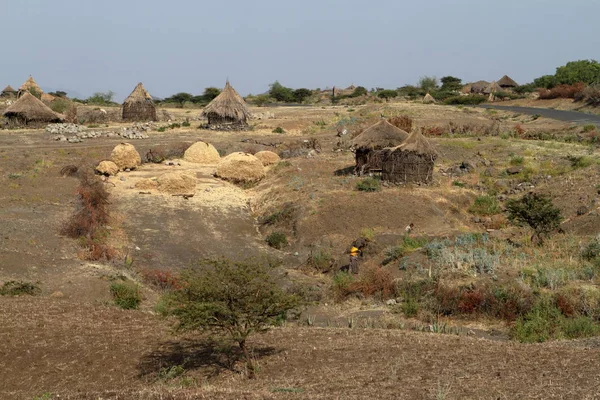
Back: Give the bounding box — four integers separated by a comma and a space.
480, 104, 600, 126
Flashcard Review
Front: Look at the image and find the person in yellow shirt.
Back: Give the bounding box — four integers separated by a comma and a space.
349, 246, 360, 274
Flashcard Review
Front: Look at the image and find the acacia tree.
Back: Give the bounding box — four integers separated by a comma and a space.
506, 193, 562, 245
162, 258, 300, 377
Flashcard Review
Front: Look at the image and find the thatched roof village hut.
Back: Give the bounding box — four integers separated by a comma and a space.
497, 75, 519, 89
18, 76, 43, 98
201, 81, 251, 130
483, 81, 502, 95
122, 83, 157, 122
2, 85, 17, 98
351, 119, 409, 175
381, 130, 437, 184
423, 93, 436, 104
469, 80, 490, 94
3, 92, 63, 127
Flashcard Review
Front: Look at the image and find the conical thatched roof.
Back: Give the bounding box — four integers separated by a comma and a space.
351, 120, 409, 150
18, 76, 43, 94
483, 81, 502, 94
3, 92, 63, 122
122, 83, 157, 122
470, 80, 489, 93
202, 81, 251, 123
397, 130, 437, 157
497, 75, 519, 88
423, 93, 436, 104
123, 82, 153, 104
2, 85, 16, 93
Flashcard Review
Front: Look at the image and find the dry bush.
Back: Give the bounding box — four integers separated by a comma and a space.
64, 104, 78, 124
140, 269, 182, 290
348, 264, 396, 300
387, 115, 413, 132
421, 126, 444, 136
538, 83, 585, 99
576, 85, 600, 106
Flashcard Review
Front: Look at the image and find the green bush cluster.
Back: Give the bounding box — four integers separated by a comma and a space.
110, 282, 142, 310
355, 177, 381, 192
469, 195, 501, 215
266, 231, 288, 249
0, 281, 41, 296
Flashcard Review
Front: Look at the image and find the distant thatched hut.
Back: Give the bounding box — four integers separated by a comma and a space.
351, 120, 409, 175
470, 81, 490, 94
122, 83, 157, 122
497, 75, 519, 89
483, 81, 502, 95
2, 85, 17, 98
381, 130, 437, 184
3, 92, 63, 128
18, 76, 43, 98
423, 93, 436, 104
201, 81, 251, 130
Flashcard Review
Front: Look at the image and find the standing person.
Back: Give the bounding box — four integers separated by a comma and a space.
405, 223, 415, 235
349, 246, 360, 274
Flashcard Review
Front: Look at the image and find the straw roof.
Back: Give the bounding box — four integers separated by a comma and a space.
202, 81, 251, 123
497, 75, 519, 88
123, 82, 153, 104
470, 80, 490, 93
351, 120, 409, 150
397, 130, 437, 157
3, 92, 63, 123
2, 85, 16, 93
483, 81, 502, 94
122, 82, 157, 122
18, 76, 43, 94
423, 93, 436, 104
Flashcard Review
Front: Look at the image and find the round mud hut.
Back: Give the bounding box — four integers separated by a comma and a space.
351, 119, 409, 175
381, 130, 437, 184
201, 81, 251, 130
18, 76, 43, 98
122, 83, 157, 122
3, 92, 63, 128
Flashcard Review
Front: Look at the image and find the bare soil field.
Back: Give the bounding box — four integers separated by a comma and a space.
2, 101, 600, 399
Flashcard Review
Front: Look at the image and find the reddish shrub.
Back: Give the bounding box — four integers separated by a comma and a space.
422, 126, 444, 136
458, 288, 486, 314
538, 83, 585, 99
514, 124, 526, 136
140, 269, 182, 290
348, 265, 395, 300
387, 115, 413, 132
555, 293, 576, 317
62, 172, 110, 239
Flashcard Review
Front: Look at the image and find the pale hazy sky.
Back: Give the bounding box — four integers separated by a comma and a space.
3, 0, 599, 101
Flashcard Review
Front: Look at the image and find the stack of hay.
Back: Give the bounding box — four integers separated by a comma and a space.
110, 143, 141, 170
254, 150, 280, 166
216, 152, 265, 183
183, 141, 221, 164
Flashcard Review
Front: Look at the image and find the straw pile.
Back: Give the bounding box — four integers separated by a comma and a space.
110, 143, 141, 170
157, 171, 196, 194
183, 141, 221, 164
254, 150, 281, 166
216, 152, 265, 183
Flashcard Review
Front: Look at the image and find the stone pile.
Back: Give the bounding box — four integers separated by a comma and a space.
47, 123, 152, 142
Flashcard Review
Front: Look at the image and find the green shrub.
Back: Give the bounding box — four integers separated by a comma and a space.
308, 248, 333, 272
266, 232, 288, 249
581, 235, 600, 262
452, 180, 466, 188
469, 195, 501, 215
506, 193, 562, 244
0, 281, 41, 296
567, 155, 594, 169
272, 126, 285, 134
332, 271, 354, 300
49, 99, 71, 114
157, 127, 166, 132
109, 282, 142, 310
582, 124, 596, 133
182, 121, 191, 127
510, 155, 524, 166
355, 177, 381, 192
401, 298, 419, 318
443, 95, 487, 105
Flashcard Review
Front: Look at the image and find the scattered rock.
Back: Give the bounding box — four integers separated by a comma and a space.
483, 167, 498, 177
386, 299, 397, 306
577, 206, 589, 216
506, 166, 523, 175
50, 291, 64, 298
95, 160, 119, 176
183, 141, 221, 164
111, 143, 141, 170
461, 160, 477, 173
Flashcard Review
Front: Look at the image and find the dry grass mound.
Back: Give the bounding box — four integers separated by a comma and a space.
134, 178, 158, 190
183, 141, 221, 164
95, 161, 119, 176
254, 150, 281, 166
216, 152, 266, 183
111, 143, 141, 170
156, 172, 196, 194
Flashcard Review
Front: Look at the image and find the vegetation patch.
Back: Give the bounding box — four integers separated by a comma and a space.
355, 177, 381, 192
469, 195, 501, 216
0, 281, 41, 296
110, 281, 142, 310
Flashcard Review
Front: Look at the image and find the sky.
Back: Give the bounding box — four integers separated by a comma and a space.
2, 0, 599, 102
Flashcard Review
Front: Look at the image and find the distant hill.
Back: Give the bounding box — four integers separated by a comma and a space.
41, 87, 84, 99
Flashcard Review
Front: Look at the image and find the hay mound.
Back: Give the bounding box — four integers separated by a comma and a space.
254, 150, 281, 166
157, 171, 196, 194
216, 152, 266, 183
96, 160, 119, 176
111, 143, 141, 170
134, 178, 158, 190
183, 141, 221, 164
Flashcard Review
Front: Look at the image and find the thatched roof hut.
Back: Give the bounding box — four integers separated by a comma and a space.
470, 81, 490, 94
201, 81, 251, 130
18, 76, 43, 98
381, 130, 437, 184
351, 119, 409, 175
2, 85, 16, 98
483, 81, 502, 95
3, 92, 63, 127
497, 75, 519, 89
122, 83, 157, 122
423, 93, 436, 104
